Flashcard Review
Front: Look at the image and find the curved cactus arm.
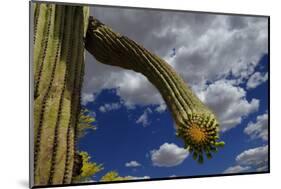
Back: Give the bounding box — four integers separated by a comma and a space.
33, 3, 89, 186
85, 16, 225, 164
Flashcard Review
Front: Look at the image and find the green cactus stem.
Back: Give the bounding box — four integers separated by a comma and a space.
33, 3, 89, 186
85, 17, 225, 164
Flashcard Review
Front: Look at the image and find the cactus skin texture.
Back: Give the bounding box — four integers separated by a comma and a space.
33, 3, 89, 186
85, 17, 225, 164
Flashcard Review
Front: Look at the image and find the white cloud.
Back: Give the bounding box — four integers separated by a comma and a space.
83, 59, 164, 109
168, 16, 268, 87
99, 102, 121, 113
244, 112, 268, 141
99, 106, 106, 113
126, 176, 150, 180
150, 143, 189, 167
81, 93, 95, 105
81, 179, 97, 183
256, 165, 268, 172
155, 103, 167, 113
125, 161, 141, 167
224, 145, 268, 173
136, 108, 152, 127
223, 165, 251, 174
236, 145, 268, 168
247, 72, 268, 89
197, 80, 259, 132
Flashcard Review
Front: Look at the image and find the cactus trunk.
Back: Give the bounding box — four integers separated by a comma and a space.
85, 17, 224, 164
32, 3, 89, 186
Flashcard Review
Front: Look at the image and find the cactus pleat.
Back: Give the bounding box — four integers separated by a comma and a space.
33, 3, 40, 43
85, 17, 224, 164
33, 3, 52, 98
34, 5, 62, 184
64, 7, 87, 184
33, 3, 89, 186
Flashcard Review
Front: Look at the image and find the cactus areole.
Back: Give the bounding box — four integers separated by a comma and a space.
33, 3, 224, 187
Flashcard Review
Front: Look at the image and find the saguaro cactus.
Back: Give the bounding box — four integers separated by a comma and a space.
85, 17, 224, 164
33, 3, 89, 186
33, 3, 225, 187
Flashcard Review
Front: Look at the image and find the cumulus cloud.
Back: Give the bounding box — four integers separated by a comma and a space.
155, 103, 167, 113
150, 143, 189, 167
197, 80, 259, 132
81, 179, 97, 183
244, 112, 268, 141
223, 165, 251, 174
125, 161, 141, 167
236, 145, 268, 168
126, 176, 150, 180
247, 72, 268, 89
99, 102, 121, 113
83, 56, 164, 108
223, 145, 268, 173
82, 7, 267, 132
81, 93, 95, 105
256, 165, 268, 172
136, 108, 152, 127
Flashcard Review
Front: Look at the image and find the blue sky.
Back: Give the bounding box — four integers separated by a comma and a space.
78, 7, 269, 182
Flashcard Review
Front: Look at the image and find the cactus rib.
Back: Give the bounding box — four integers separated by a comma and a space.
61, 6, 76, 184
47, 6, 68, 184
63, 7, 85, 184
71, 22, 86, 183
33, 3, 40, 43
33, 4, 52, 98
34, 5, 60, 177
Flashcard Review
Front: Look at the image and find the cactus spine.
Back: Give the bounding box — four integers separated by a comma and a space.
85, 17, 224, 164
33, 3, 89, 186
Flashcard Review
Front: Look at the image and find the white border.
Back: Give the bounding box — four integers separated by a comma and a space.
1, 0, 279, 189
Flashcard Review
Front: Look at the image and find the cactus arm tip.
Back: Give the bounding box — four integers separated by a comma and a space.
176, 112, 225, 164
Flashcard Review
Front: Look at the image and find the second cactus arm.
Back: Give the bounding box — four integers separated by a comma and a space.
85, 17, 224, 163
